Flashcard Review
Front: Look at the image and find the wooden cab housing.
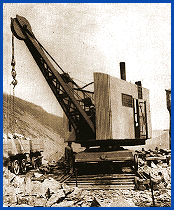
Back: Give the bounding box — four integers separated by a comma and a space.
94, 72, 152, 143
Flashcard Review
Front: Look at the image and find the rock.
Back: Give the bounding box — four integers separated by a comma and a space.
167, 190, 171, 197
157, 182, 166, 189
31, 181, 46, 197
3, 202, 10, 207
162, 163, 168, 168
11, 176, 25, 188
51, 200, 74, 207
3, 185, 16, 196
75, 200, 83, 206
3, 167, 9, 176
4, 169, 16, 182
15, 204, 33, 207
87, 197, 95, 202
36, 174, 45, 182
138, 159, 145, 166
61, 183, 73, 195
68, 187, 82, 199
9, 194, 17, 205
42, 178, 61, 194
109, 196, 136, 207
42, 158, 48, 166
27, 195, 36, 206
81, 202, 90, 207
167, 183, 171, 189
33, 172, 43, 178
31, 173, 45, 182
46, 189, 65, 207
90, 197, 101, 207
3, 195, 10, 205
34, 196, 47, 207
17, 195, 28, 205
23, 176, 33, 195
151, 162, 158, 168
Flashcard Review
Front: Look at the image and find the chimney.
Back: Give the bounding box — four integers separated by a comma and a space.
120, 62, 126, 81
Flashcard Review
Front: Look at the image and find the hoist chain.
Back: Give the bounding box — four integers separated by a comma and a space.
11, 33, 18, 136
11, 34, 18, 88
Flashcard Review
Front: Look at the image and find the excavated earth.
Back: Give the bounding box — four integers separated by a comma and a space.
3, 155, 171, 207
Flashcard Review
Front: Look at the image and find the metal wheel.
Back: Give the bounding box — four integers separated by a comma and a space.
20, 159, 27, 174
12, 160, 20, 175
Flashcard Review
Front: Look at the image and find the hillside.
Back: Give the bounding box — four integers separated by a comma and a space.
3, 93, 66, 162
3, 93, 169, 161
125, 130, 170, 152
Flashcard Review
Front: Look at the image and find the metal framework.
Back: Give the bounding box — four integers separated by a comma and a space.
11, 15, 95, 142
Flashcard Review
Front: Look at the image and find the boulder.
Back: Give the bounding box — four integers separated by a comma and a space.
90, 197, 101, 207
68, 187, 82, 200
46, 189, 65, 207
31, 181, 47, 197
61, 183, 74, 195
42, 178, 62, 194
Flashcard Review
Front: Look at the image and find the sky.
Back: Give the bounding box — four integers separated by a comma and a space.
3, 3, 171, 130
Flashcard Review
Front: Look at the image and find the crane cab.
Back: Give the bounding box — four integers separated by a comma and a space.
64, 70, 152, 147
64, 64, 152, 165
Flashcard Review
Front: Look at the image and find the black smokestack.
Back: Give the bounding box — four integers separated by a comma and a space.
120, 62, 126, 81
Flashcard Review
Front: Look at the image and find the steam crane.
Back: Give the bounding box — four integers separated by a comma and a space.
11, 15, 152, 172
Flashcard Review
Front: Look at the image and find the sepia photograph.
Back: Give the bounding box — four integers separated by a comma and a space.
3, 3, 171, 207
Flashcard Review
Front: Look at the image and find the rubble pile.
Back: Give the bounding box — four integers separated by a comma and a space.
135, 148, 171, 190
2, 167, 136, 207
133, 148, 171, 207
3, 148, 171, 207
121, 188, 171, 207
3, 168, 78, 207
3, 166, 135, 207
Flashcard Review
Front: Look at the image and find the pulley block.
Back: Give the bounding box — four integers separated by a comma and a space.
11, 15, 34, 40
